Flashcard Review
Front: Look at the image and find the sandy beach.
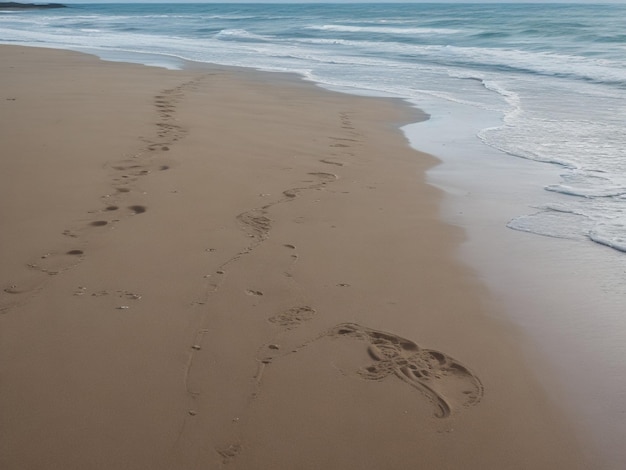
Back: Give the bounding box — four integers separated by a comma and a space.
0, 45, 589, 469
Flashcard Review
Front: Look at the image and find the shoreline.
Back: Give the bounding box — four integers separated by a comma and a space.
0, 45, 589, 469
407, 94, 626, 469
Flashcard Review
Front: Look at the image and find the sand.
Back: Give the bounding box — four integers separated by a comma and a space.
0, 45, 589, 469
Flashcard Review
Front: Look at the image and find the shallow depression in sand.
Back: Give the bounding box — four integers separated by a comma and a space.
128, 205, 147, 214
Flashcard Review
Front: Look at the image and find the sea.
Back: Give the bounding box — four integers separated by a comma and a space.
1, 3, 625, 467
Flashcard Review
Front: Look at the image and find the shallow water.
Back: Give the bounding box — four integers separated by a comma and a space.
406, 105, 626, 468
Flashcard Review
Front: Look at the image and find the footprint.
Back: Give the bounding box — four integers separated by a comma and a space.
1, 275, 48, 313
269, 306, 316, 329
2, 274, 46, 296
117, 290, 142, 300
62, 229, 78, 238
216, 443, 241, 464
330, 137, 358, 143
25, 250, 84, 276
279, 172, 337, 202
328, 323, 483, 418
340, 112, 355, 130
246, 289, 264, 297
308, 172, 337, 183
1, 246, 88, 311
128, 205, 147, 214
319, 159, 344, 167
237, 210, 271, 240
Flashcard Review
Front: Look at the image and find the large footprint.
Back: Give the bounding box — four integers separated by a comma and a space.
328, 323, 483, 418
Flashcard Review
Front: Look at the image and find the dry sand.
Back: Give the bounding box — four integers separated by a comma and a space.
0, 45, 589, 469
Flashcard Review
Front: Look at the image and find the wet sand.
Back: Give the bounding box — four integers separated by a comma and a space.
0, 45, 588, 469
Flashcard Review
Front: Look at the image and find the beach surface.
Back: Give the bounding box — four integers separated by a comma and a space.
0, 45, 588, 469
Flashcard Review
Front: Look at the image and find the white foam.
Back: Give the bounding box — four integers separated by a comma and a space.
215, 29, 271, 42
507, 210, 592, 240
307, 24, 461, 35
589, 224, 626, 252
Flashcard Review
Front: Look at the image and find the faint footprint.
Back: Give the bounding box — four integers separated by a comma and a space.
269, 306, 316, 329
237, 210, 271, 240
1, 248, 86, 312
308, 172, 337, 183
216, 443, 242, 464
319, 159, 344, 167
25, 250, 84, 276
0, 275, 48, 313
2, 274, 46, 297
327, 323, 483, 418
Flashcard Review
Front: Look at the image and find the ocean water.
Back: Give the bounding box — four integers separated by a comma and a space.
2, 3, 626, 467
2, 3, 626, 252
